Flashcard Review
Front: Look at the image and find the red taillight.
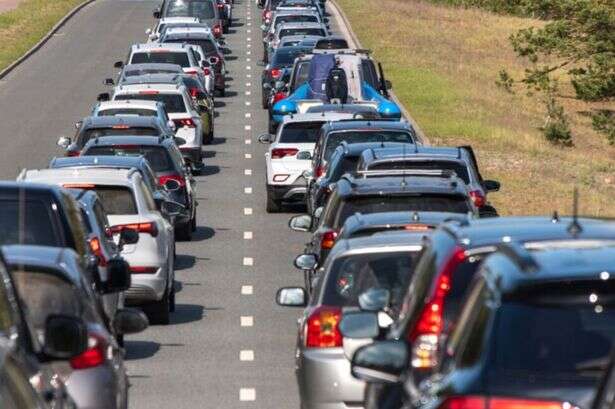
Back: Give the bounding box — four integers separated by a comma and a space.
439, 396, 570, 409
217, 3, 224, 8
67, 150, 80, 157
305, 306, 342, 348
184, 69, 199, 76
320, 230, 338, 250
469, 190, 486, 207
273, 91, 287, 104
70, 334, 106, 370
130, 266, 158, 274
203, 67, 211, 76
88, 237, 107, 267
271, 148, 298, 159
315, 165, 325, 178
173, 118, 196, 128
411, 246, 466, 341
270, 68, 282, 79
189, 88, 199, 97
158, 174, 186, 187
264, 10, 272, 20
109, 222, 158, 237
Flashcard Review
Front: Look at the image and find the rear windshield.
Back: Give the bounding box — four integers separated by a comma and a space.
84, 186, 137, 215
98, 108, 157, 117
279, 28, 325, 39
0, 200, 61, 246
164, 0, 216, 19
329, 156, 360, 180
323, 251, 419, 309
130, 51, 190, 68
272, 49, 310, 67
325, 131, 414, 162
115, 93, 187, 114
334, 195, 470, 228
81, 127, 159, 145
165, 38, 217, 54
279, 121, 324, 143
124, 68, 181, 77
291, 61, 311, 91
316, 39, 349, 49
369, 160, 470, 184
83, 145, 175, 173
275, 15, 318, 28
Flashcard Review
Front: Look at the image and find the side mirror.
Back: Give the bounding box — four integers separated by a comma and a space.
260, 24, 267, 31
167, 119, 177, 131
258, 133, 274, 144
358, 288, 390, 312
483, 180, 500, 192
339, 311, 379, 339
57, 136, 71, 149
74, 120, 83, 130
104, 257, 131, 293
351, 340, 408, 383
289, 214, 312, 232
164, 179, 181, 192
97, 92, 110, 102
313, 206, 324, 219
145, 28, 152, 35
113, 61, 123, 69
162, 200, 185, 217
276, 287, 307, 307
153, 9, 161, 18
297, 151, 312, 160
114, 308, 148, 335
173, 136, 186, 146
43, 314, 88, 359
294, 253, 318, 270
103, 78, 114, 86
119, 228, 139, 246
385, 80, 392, 90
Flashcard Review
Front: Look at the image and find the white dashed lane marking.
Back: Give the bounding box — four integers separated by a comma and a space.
240, 388, 256, 401
243, 231, 253, 239
245, 100, 251, 105
240, 316, 254, 326
243, 207, 253, 215
245, 124, 251, 130
244, 169, 252, 175
245, 153, 252, 159
245, 139, 251, 145
244, 187, 253, 194
240, 350, 255, 361
241, 285, 253, 295
245, 112, 251, 118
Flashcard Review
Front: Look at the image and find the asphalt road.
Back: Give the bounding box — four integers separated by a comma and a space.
0, 0, 349, 407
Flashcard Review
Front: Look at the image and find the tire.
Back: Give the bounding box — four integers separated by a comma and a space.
175, 221, 193, 241
262, 91, 269, 109
266, 190, 282, 213
169, 284, 176, 312
147, 291, 170, 325
191, 213, 197, 232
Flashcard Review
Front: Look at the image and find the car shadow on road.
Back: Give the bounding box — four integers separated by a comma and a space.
206, 136, 227, 145
175, 254, 196, 271
198, 165, 220, 176
202, 150, 216, 159
124, 341, 161, 361
192, 226, 215, 241
224, 90, 238, 98
214, 100, 226, 108
170, 303, 205, 325
280, 203, 308, 214
225, 55, 238, 61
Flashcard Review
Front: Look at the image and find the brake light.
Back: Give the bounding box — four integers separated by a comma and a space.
88, 237, 107, 267
271, 148, 298, 159
138, 90, 159, 95
158, 174, 186, 187
63, 183, 95, 189
130, 266, 158, 274
173, 118, 196, 128
70, 333, 106, 370
189, 88, 200, 98
203, 67, 211, 76
305, 306, 342, 348
264, 10, 272, 20
321, 230, 338, 250
439, 396, 572, 409
469, 190, 486, 207
184, 69, 199, 76
273, 91, 287, 104
315, 165, 325, 178
111, 125, 130, 129
213, 23, 222, 37
109, 222, 158, 237
217, 3, 224, 8
270, 68, 282, 79
67, 150, 80, 157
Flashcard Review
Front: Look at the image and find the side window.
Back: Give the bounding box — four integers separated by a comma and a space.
361, 60, 379, 89
140, 180, 157, 212
168, 144, 186, 168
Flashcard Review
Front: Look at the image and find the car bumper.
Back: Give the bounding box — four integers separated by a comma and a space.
125, 266, 167, 303
267, 184, 306, 202
296, 348, 365, 409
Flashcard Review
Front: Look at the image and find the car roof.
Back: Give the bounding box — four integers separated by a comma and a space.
50, 155, 149, 170
3, 245, 83, 285
159, 17, 201, 23
82, 135, 173, 147
281, 112, 357, 123
122, 63, 183, 72
336, 174, 469, 197
97, 100, 161, 110
274, 9, 319, 16
329, 230, 427, 260
131, 42, 191, 52
114, 82, 184, 93
334, 141, 411, 156
324, 120, 414, 132
119, 73, 182, 86
20, 168, 136, 187
342, 211, 471, 236
277, 22, 325, 30
81, 115, 161, 128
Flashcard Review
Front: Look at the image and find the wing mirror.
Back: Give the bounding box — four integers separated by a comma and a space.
153, 8, 161, 18
208, 56, 219, 65
483, 180, 500, 192
167, 119, 177, 131
103, 78, 114, 86
113, 61, 124, 69
145, 28, 152, 35
294, 253, 318, 270
162, 200, 185, 218
339, 311, 379, 339
351, 340, 409, 383
289, 214, 312, 232
57, 136, 71, 149
297, 151, 312, 160
276, 287, 307, 307
260, 24, 267, 31
74, 120, 83, 130
97, 92, 110, 102
43, 314, 88, 359
358, 288, 391, 312
313, 206, 324, 219
103, 257, 131, 293
114, 308, 148, 335
173, 136, 186, 146
258, 133, 274, 144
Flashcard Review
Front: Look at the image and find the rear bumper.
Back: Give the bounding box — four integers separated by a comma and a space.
179, 147, 202, 167
267, 184, 306, 202
125, 267, 167, 303
65, 362, 124, 409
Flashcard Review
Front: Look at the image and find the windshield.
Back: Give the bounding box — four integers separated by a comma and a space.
115, 93, 187, 113
334, 195, 471, 228
130, 51, 190, 67
98, 108, 157, 117
0, 200, 61, 246
275, 15, 318, 28
369, 160, 470, 184
279, 121, 323, 143
164, 0, 216, 19
80, 186, 137, 215
279, 28, 325, 39
165, 38, 217, 54
324, 131, 414, 162
83, 145, 174, 173
323, 251, 419, 309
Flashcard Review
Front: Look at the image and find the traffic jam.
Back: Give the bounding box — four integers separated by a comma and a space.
0, 0, 614, 408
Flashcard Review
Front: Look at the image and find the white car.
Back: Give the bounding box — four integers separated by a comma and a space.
259, 112, 359, 212
90, 99, 176, 133
146, 16, 201, 42
17, 168, 177, 324
111, 82, 205, 168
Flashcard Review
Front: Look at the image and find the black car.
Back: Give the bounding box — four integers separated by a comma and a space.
262, 46, 312, 108
351, 241, 615, 409
289, 172, 476, 291
593, 350, 615, 409
57, 116, 173, 157
81, 136, 198, 240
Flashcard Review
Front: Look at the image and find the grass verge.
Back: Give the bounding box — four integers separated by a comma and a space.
0, 0, 84, 71
337, 0, 615, 216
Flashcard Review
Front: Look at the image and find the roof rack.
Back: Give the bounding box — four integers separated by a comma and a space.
495, 242, 539, 273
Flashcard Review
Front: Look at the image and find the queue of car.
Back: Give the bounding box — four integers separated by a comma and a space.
0, 0, 235, 407
256, 1, 615, 409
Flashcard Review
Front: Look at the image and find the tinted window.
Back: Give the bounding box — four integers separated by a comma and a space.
165, 38, 217, 54
329, 156, 360, 180
279, 28, 325, 38
279, 121, 324, 143
116, 93, 186, 114
130, 51, 190, 67
444, 257, 484, 329
271, 48, 311, 67
369, 160, 470, 184
324, 131, 414, 162
0, 200, 61, 246
98, 108, 157, 117
317, 39, 349, 50
82, 127, 160, 143
76, 186, 137, 215
83, 145, 174, 173
275, 14, 318, 28
335, 195, 470, 228
164, 0, 216, 19
323, 252, 418, 309
291, 61, 311, 91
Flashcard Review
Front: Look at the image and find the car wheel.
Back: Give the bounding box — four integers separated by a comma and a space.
147, 291, 170, 325
191, 213, 197, 232
175, 221, 193, 241
266, 191, 282, 213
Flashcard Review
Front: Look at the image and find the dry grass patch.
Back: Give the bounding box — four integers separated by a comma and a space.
337, 0, 615, 216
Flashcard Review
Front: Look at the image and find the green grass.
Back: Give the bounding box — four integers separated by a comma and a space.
0, 0, 84, 71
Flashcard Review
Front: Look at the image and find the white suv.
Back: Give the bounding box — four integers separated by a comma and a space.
146, 16, 201, 41
258, 112, 358, 212
17, 168, 177, 325
111, 83, 205, 169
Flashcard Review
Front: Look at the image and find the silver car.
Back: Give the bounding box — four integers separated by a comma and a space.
276, 230, 427, 409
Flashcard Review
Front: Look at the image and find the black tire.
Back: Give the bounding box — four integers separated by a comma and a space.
262, 91, 269, 109
117, 334, 124, 348
191, 213, 197, 232
266, 190, 282, 213
147, 292, 170, 325
175, 221, 193, 241
169, 284, 176, 312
